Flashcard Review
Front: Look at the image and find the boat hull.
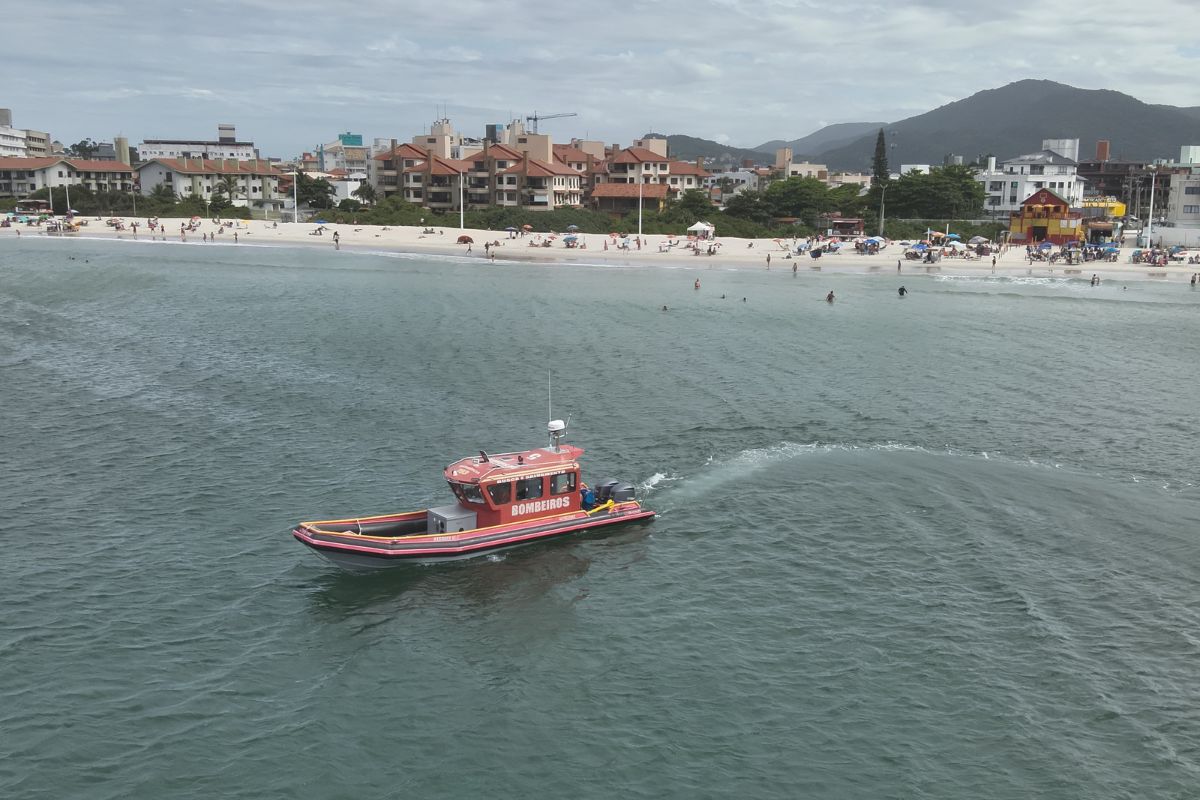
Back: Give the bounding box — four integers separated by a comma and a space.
293, 502, 655, 569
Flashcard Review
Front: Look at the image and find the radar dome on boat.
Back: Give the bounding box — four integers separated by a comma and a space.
548, 419, 566, 433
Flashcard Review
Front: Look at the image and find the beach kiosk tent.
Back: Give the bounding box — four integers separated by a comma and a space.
687, 221, 715, 240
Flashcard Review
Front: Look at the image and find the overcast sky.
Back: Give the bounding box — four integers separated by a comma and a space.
6, 0, 1199, 157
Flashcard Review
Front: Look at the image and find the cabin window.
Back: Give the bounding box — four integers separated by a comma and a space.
449, 481, 485, 504
515, 476, 543, 500
487, 482, 511, 504
550, 472, 577, 495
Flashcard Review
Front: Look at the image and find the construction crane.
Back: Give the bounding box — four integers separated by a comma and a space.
526, 111, 578, 134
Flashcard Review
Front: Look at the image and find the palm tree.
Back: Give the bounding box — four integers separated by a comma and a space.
216, 175, 245, 207
149, 183, 177, 203
352, 182, 378, 205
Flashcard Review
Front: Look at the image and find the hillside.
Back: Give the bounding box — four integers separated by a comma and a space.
756, 122, 887, 159
816, 80, 1200, 169
647, 133, 773, 166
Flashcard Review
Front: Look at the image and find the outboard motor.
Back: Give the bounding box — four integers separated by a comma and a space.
609, 482, 637, 502
595, 479, 619, 503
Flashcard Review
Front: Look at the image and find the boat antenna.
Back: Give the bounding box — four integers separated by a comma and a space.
547, 371, 566, 452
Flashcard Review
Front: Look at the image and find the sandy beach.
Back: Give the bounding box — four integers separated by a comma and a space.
4, 216, 1197, 282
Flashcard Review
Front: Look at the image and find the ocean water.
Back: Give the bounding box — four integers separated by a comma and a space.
2, 238, 1199, 799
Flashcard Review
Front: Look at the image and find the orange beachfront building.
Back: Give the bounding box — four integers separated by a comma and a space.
1008, 188, 1083, 246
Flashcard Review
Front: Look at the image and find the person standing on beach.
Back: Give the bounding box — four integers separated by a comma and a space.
896, 259, 901, 272
792, 262, 797, 277
234, 232, 238, 244
766, 252, 771, 269
333, 231, 340, 250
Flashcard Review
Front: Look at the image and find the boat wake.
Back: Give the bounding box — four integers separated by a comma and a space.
648, 440, 1078, 514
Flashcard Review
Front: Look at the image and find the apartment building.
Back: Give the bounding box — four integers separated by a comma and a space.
607, 147, 711, 195
136, 157, 283, 210
0, 157, 135, 197
372, 141, 582, 211
976, 150, 1084, 213
1165, 167, 1200, 228
138, 124, 257, 161
318, 132, 369, 176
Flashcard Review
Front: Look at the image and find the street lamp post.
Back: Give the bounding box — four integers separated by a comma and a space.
637, 177, 644, 238
1146, 167, 1157, 245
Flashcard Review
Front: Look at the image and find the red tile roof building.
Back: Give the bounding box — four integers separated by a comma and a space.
136, 158, 283, 209
0, 157, 135, 197
370, 141, 581, 211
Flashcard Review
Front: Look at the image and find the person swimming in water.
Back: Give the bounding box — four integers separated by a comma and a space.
694, 279, 701, 290
898, 286, 907, 296
826, 291, 835, 303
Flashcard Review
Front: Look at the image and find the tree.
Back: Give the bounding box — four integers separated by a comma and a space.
884, 165, 985, 219
762, 177, 834, 224
352, 182, 377, 205
722, 189, 773, 225
871, 128, 890, 188
296, 172, 336, 209
148, 183, 177, 204
215, 175, 245, 208
66, 139, 99, 160
209, 189, 232, 214
338, 198, 362, 212
669, 188, 714, 220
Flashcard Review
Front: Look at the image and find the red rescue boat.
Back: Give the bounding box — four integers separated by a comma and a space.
292, 419, 655, 569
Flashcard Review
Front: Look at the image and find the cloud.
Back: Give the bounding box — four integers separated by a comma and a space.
3, 0, 1198, 156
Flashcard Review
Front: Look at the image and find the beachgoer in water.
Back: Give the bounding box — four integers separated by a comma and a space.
662, 305, 668, 311
826, 291, 835, 303
694, 279, 701, 290
898, 286, 907, 296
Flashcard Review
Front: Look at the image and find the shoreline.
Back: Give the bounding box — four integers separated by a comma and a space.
4, 216, 1198, 282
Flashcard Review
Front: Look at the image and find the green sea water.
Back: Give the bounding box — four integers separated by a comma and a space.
2, 238, 1199, 799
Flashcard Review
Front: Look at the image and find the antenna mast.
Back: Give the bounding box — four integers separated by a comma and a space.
547, 371, 566, 452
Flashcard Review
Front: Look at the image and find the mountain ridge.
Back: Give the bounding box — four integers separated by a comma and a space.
813, 80, 1200, 169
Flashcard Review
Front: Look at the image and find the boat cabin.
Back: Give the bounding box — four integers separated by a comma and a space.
436, 421, 584, 531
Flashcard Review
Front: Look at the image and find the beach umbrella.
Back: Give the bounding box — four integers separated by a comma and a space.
457, 234, 473, 244
945, 233, 961, 240
1039, 241, 1053, 250
1103, 246, 1119, 253
505, 226, 518, 231
968, 235, 988, 244
566, 224, 579, 231
522, 224, 533, 230
315, 219, 329, 224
